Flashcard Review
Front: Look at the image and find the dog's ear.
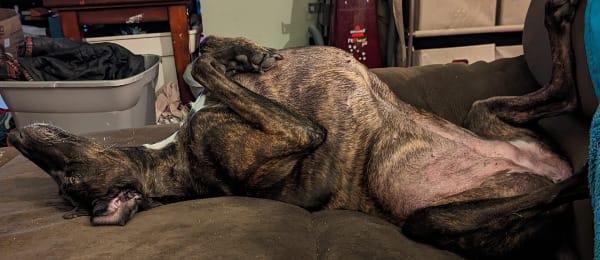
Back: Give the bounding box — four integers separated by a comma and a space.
90, 189, 143, 226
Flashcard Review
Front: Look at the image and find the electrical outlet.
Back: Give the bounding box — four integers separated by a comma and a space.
308, 3, 321, 13
281, 22, 290, 34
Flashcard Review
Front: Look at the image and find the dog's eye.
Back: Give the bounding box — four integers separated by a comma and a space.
69, 160, 84, 166
65, 175, 81, 185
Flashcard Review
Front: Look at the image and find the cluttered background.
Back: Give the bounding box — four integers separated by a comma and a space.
0, 0, 530, 147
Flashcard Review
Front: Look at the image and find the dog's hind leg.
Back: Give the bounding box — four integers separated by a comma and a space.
464, 0, 578, 141
402, 168, 589, 259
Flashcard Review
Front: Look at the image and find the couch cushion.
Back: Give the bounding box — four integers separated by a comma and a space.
313, 210, 461, 259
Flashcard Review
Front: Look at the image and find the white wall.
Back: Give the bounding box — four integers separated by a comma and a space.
202, 0, 317, 49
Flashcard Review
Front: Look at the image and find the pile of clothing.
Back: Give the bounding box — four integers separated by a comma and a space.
0, 36, 148, 143
0, 36, 145, 81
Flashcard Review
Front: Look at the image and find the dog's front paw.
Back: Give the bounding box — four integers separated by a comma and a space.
544, 0, 578, 31
212, 41, 283, 76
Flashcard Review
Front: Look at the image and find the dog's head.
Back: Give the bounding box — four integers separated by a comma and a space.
9, 123, 146, 226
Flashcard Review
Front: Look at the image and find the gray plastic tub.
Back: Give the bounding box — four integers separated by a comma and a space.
0, 54, 160, 134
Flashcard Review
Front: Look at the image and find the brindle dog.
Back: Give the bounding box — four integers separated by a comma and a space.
8, 0, 587, 258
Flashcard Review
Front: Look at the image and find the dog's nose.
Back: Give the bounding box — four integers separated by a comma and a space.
7, 129, 23, 148
8, 129, 22, 141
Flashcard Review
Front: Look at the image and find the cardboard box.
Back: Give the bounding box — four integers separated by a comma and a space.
415, 0, 497, 30
497, 0, 531, 25
495, 45, 524, 59
0, 9, 24, 56
413, 44, 496, 66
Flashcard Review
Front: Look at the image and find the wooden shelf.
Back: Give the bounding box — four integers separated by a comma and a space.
412, 24, 524, 38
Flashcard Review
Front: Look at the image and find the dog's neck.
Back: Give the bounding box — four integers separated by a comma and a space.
121, 144, 190, 199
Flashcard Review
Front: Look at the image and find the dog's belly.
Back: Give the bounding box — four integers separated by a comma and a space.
370, 108, 572, 219
419, 115, 572, 183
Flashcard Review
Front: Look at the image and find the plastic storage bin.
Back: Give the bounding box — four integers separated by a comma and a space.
0, 54, 160, 134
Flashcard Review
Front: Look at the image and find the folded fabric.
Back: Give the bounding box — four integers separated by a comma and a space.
155, 81, 187, 125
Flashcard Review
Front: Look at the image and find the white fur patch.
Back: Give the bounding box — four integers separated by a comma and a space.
143, 131, 179, 150
190, 95, 207, 114
143, 95, 207, 150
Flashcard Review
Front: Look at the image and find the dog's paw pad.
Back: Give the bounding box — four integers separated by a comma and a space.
214, 45, 282, 75
257, 51, 282, 72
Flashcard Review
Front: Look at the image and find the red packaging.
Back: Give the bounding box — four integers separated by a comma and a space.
329, 0, 381, 68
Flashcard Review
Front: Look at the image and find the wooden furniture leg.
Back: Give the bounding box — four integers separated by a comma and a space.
168, 5, 194, 104
59, 11, 82, 40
